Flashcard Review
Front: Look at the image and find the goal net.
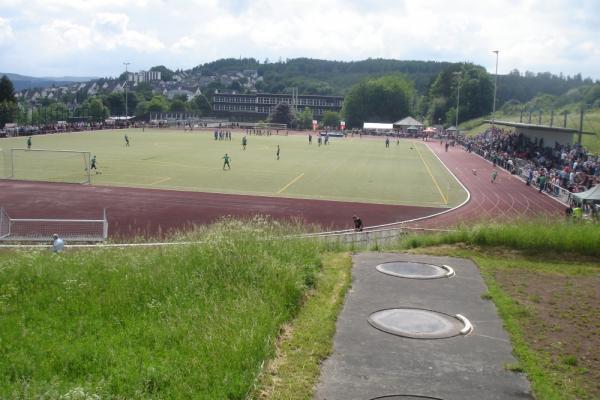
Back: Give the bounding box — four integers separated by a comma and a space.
3, 148, 91, 184
0, 207, 108, 242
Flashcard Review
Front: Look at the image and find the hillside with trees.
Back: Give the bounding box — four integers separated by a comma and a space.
5, 57, 598, 129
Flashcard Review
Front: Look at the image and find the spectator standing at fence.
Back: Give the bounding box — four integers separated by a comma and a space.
27, 136, 32, 150
52, 234, 64, 253
353, 215, 363, 232
538, 174, 546, 193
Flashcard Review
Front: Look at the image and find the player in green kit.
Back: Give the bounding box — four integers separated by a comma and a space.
27, 136, 32, 149
222, 153, 231, 170
90, 155, 101, 174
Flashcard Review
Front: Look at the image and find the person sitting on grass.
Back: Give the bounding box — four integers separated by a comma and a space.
52, 234, 64, 253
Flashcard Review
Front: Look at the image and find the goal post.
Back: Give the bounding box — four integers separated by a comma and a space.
5, 148, 91, 184
0, 207, 108, 242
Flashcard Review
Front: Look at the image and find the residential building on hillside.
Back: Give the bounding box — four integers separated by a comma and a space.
127, 70, 161, 84
212, 92, 343, 121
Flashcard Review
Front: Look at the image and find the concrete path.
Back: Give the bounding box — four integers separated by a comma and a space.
314, 253, 532, 400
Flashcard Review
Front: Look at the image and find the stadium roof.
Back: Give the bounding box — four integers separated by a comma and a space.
394, 116, 423, 127
484, 120, 578, 134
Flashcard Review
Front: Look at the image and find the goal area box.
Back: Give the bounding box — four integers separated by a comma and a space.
0, 208, 108, 242
0, 148, 91, 184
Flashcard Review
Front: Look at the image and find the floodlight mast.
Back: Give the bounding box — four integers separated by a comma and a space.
454, 71, 462, 130
492, 50, 499, 133
123, 62, 130, 127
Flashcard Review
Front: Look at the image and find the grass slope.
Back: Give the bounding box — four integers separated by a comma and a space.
393, 221, 600, 399
0, 129, 466, 207
0, 220, 331, 399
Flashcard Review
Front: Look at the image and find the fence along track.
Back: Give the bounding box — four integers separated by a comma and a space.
0, 225, 454, 250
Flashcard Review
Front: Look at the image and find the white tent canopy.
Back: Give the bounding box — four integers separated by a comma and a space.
363, 122, 393, 130
571, 185, 600, 202
393, 116, 424, 127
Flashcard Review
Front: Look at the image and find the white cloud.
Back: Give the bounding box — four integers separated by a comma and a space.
0, 0, 599, 79
172, 36, 197, 51
40, 20, 92, 50
0, 17, 14, 43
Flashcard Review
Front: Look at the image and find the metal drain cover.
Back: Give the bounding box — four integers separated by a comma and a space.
376, 261, 454, 279
368, 308, 472, 339
369, 396, 444, 400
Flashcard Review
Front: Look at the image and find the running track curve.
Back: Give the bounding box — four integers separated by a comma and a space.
406, 140, 564, 229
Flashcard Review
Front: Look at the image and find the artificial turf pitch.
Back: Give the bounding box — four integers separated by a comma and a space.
0, 129, 467, 208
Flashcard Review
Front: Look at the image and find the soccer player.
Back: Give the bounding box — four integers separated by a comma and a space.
385, 137, 390, 148
124, 134, 130, 147
27, 136, 32, 150
242, 136, 247, 150
90, 155, 99, 174
276, 145, 280, 160
491, 169, 498, 183
222, 153, 231, 170
308, 133, 312, 144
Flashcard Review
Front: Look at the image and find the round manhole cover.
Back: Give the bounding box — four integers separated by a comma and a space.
370, 396, 444, 400
376, 261, 454, 279
368, 308, 472, 339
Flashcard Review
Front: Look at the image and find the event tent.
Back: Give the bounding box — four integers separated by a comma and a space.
393, 116, 424, 129
363, 122, 393, 130
571, 184, 600, 202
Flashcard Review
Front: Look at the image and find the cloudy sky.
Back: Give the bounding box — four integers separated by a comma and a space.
0, 0, 598, 79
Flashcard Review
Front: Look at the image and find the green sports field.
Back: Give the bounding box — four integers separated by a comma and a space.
0, 129, 467, 207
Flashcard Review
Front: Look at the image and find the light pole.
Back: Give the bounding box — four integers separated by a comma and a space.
454, 71, 462, 130
123, 62, 130, 126
491, 50, 499, 132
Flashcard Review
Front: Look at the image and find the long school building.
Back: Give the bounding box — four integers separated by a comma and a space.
212, 92, 344, 121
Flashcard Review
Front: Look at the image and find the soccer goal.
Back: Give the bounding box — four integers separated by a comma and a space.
0, 207, 108, 242
2, 148, 91, 184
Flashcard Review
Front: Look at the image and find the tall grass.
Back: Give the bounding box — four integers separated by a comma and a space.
397, 220, 600, 257
0, 218, 330, 399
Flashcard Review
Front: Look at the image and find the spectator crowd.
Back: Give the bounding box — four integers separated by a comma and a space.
458, 128, 600, 198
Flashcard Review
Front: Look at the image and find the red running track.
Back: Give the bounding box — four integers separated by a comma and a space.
407, 140, 565, 229
0, 180, 442, 238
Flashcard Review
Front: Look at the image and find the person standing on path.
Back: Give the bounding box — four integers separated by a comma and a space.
222, 153, 231, 170
491, 169, 498, 183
